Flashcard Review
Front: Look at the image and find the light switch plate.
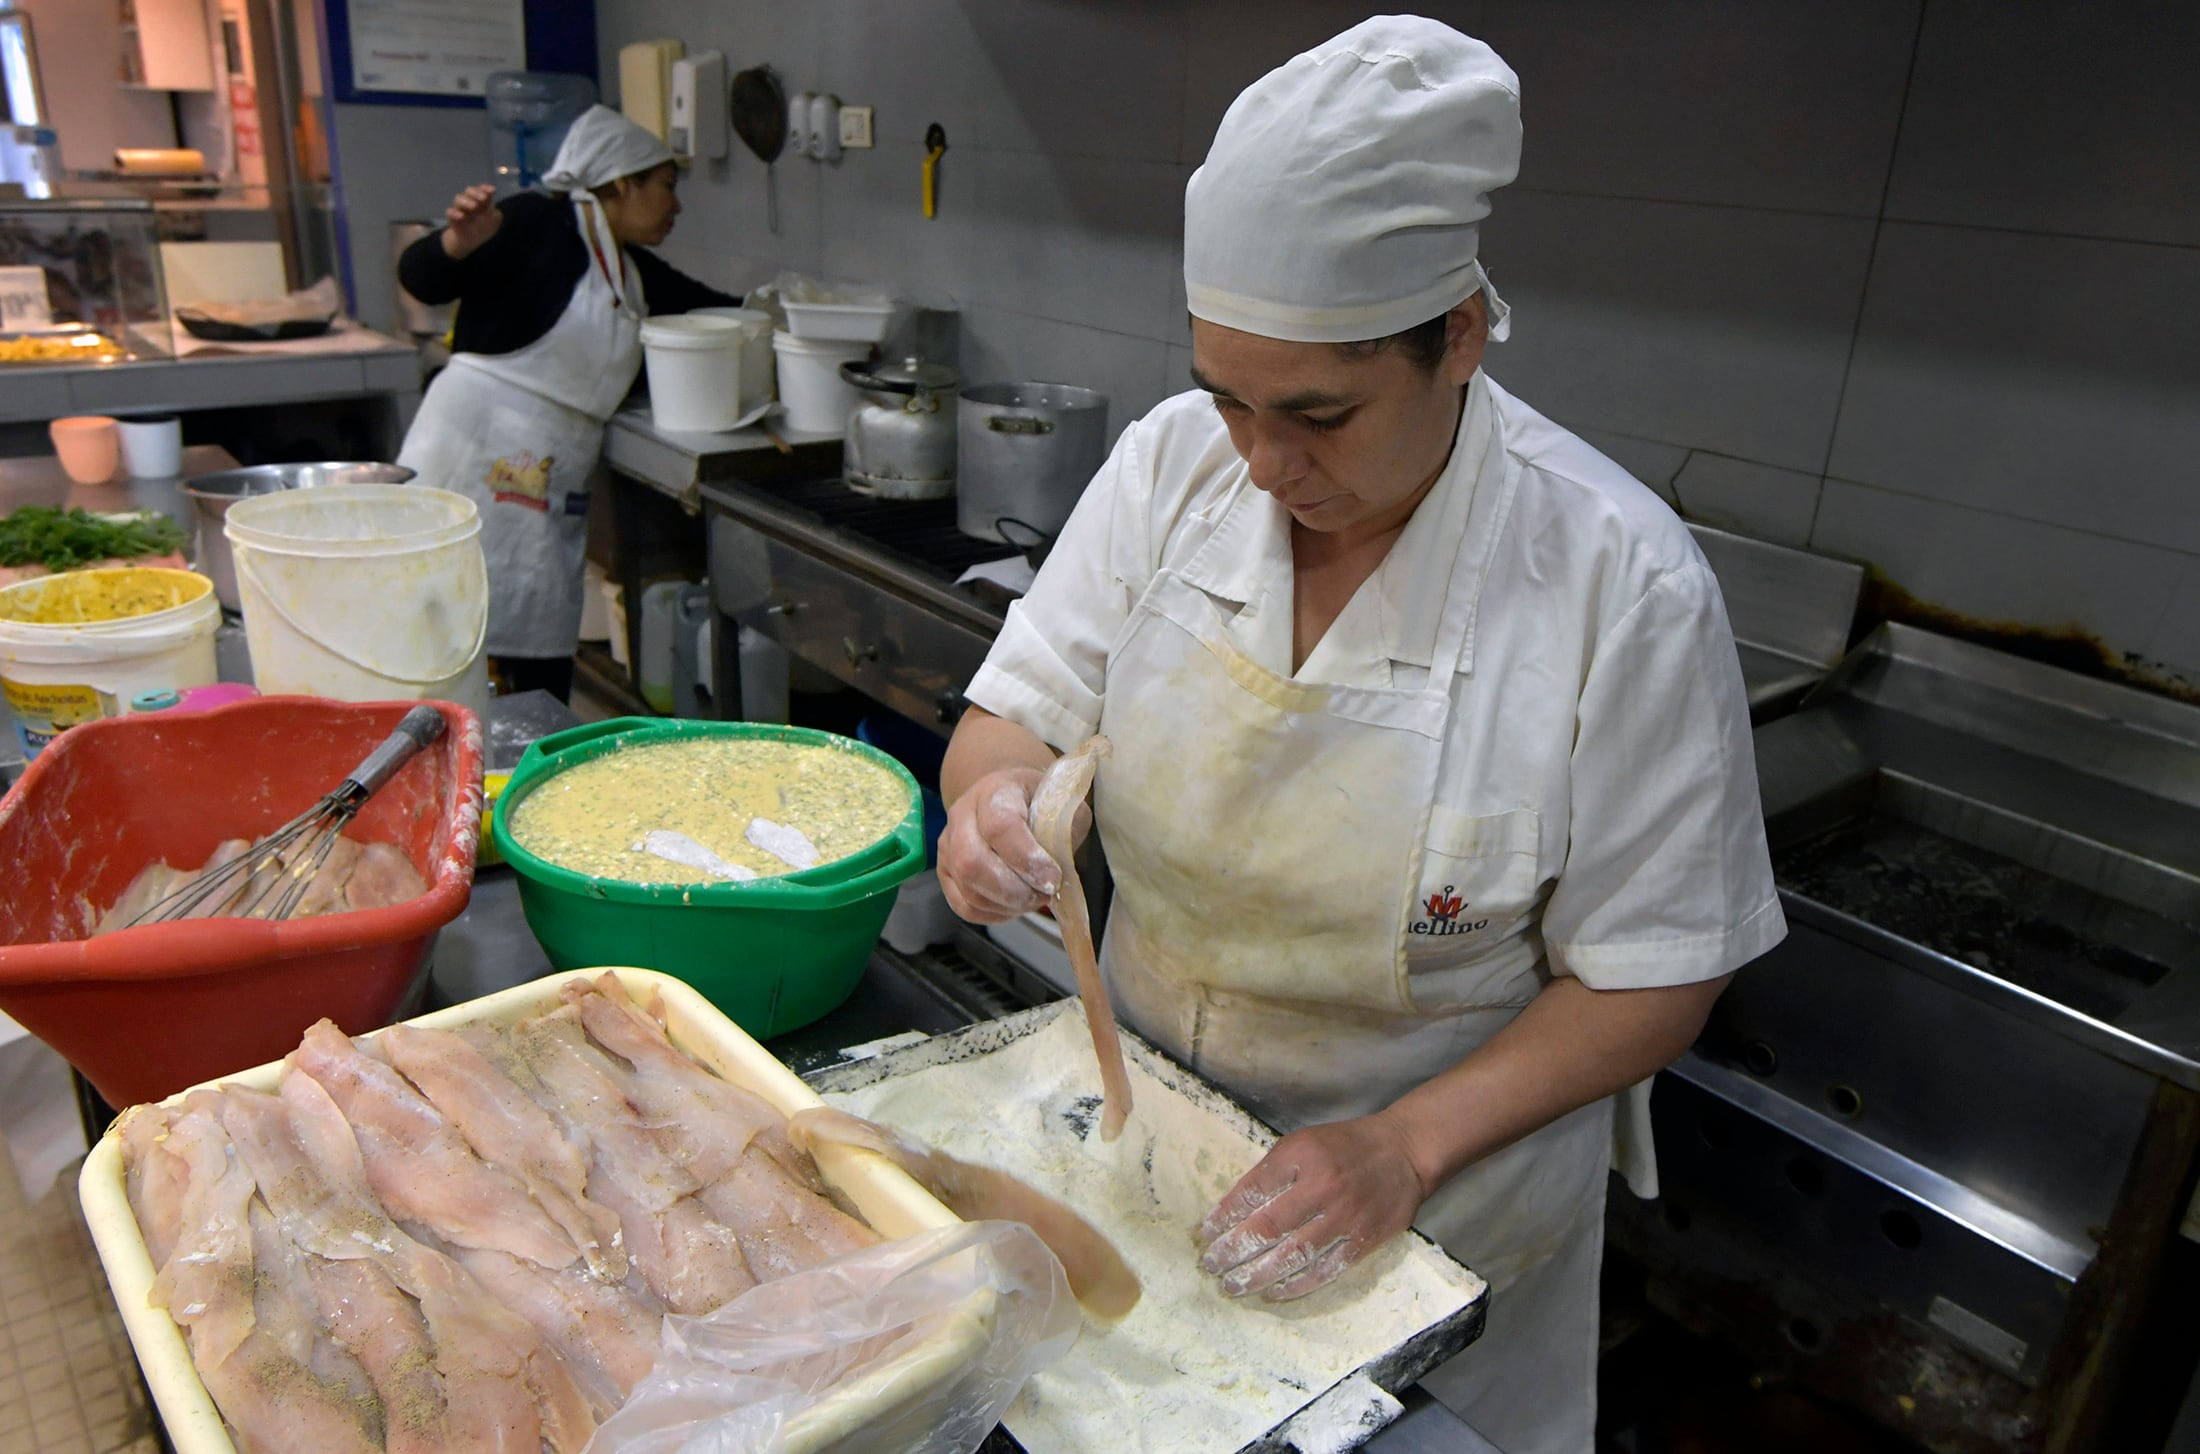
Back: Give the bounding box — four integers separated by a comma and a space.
839, 106, 874, 149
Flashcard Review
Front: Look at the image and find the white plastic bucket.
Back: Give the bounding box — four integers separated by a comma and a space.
773, 331, 871, 434
642, 314, 762, 433
224, 484, 490, 715
689, 306, 777, 412
0, 568, 220, 758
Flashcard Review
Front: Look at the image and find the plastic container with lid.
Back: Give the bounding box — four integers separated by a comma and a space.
640, 312, 773, 433
772, 331, 870, 434
0, 567, 220, 759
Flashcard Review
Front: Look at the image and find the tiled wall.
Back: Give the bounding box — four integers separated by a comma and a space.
577, 0, 2197, 685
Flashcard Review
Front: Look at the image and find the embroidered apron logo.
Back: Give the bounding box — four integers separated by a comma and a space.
486, 452, 556, 510
1409, 884, 1490, 937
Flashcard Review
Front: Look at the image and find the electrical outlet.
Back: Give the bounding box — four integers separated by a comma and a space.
839, 106, 875, 149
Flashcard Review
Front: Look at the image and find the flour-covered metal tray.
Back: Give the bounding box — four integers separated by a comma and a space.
810, 1000, 1488, 1454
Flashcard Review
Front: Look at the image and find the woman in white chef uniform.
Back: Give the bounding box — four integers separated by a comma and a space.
937, 19, 1784, 1453
397, 106, 737, 701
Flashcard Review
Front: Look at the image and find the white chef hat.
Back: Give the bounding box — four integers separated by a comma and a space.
1184, 16, 1520, 345
541, 105, 673, 194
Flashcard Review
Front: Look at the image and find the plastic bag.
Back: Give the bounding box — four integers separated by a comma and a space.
584, 1220, 1080, 1454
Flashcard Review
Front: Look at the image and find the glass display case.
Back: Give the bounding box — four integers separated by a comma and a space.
0, 198, 171, 365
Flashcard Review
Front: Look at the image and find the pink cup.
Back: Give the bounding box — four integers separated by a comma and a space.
49, 416, 120, 485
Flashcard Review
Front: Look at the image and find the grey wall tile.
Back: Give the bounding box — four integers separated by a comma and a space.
330, 105, 490, 334
1566, 426, 1687, 505
960, 0, 1185, 162
2143, 558, 2200, 678
1180, 1, 1489, 164
959, 308, 1171, 445
1886, 2, 2200, 247
1828, 223, 2200, 553
663, 141, 826, 285
1165, 343, 1196, 397
811, 0, 987, 152
596, 2, 826, 102
1485, 190, 1874, 473
1811, 480, 2188, 660
1672, 452, 1822, 548
1481, 0, 1917, 215
817, 141, 986, 308
967, 153, 1186, 342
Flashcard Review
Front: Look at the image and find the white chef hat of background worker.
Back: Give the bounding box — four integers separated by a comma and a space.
541, 104, 674, 195
1184, 15, 1520, 345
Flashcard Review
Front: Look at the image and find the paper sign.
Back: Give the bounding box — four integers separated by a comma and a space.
0, 265, 52, 331
346, 0, 523, 97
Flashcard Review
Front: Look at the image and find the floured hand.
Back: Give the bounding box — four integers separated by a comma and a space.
1197, 1113, 1427, 1302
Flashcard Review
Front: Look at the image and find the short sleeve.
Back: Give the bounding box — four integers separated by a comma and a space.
1541, 564, 1786, 989
963, 421, 1152, 752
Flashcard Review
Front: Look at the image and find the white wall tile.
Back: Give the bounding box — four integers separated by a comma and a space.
810, 0, 988, 154
1886, 2, 2200, 247
1180, 1, 1489, 164
967, 153, 1186, 343
1165, 343, 1196, 398
659, 138, 825, 284
1481, 0, 1916, 215
1485, 191, 1875, 473
1566, 427, 1687, 505
960, 0, 1185, 162
959, 308, 1171, 445
1672, 453, 1822, 548
1828, 223, 2200, 553
1811, 480, 2189, 660
2142, 558, 2200, 680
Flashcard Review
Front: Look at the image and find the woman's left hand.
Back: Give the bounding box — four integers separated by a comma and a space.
1197, 1111, 1430, 1302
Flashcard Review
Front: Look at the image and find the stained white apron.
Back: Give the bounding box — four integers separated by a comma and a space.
1094, 404, 1610, 1454
398, 197, 644, 658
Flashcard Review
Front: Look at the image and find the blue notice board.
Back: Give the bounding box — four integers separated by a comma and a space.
321, 0, 597, 107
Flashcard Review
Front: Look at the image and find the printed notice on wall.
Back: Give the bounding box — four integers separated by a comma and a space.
346, 0, 523, 97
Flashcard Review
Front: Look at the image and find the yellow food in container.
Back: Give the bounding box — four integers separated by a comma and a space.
0, 569, 220, 759
0, 566, 210, 624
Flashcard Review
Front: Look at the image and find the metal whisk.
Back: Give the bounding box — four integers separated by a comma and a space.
128, 705, 449, 927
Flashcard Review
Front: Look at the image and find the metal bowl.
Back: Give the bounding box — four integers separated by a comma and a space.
181, 462, 416, 611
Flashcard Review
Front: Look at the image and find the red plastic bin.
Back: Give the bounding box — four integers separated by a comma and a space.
0, 696, 483, 1108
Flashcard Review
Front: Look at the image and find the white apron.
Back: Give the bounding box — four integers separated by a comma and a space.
1094, 409, 1610, 1454
398, 197, 644, 658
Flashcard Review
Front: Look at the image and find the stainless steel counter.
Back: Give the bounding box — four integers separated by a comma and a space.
0, 443, 237, 532
0, 330, 422, 446
605, 405, 843, 513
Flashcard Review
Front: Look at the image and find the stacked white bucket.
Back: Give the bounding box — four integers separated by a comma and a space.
223, 484, 491, 715
640, 308, 776, 433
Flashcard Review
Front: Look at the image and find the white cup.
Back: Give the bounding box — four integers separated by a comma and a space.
117, 415, 184, 479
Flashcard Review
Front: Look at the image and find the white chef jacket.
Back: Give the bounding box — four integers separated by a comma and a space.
968, 372, 1784, 1005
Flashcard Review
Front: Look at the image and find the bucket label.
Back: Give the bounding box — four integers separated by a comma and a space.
2, 678, 108, 757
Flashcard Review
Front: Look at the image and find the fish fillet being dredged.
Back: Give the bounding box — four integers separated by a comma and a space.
474, 1009, 759, 1316
378, 1020, 629, 1284
220, 1075, 596, 1454
292, 1020, 581, 1272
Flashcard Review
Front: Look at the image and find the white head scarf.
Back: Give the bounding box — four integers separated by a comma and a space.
1184, 16, 1520, 344
541, 105, 673, 194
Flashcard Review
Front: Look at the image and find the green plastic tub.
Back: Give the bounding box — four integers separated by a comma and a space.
491, 718, 927, 1037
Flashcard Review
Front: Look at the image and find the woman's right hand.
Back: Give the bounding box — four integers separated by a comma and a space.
938, 767, 1061, 924
441, 184, 502, 260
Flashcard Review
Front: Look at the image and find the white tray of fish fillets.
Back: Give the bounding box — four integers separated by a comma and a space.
80, 968, 987, 1454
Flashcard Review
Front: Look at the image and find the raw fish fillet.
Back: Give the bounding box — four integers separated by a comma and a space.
291, 836, 363, 919
141, 1091, 258, 1368
221, 1076, 596, 1453
478, 1010, 760, 1315
790, 1106, 1141, 1318
1030, 735, 1132, 1139
308, 1256, 448, 1454
93, 862, 185, 936
382, 1021, 629, 1283
293, 1019, 581, 1271
90, 832, 424, 934
345, 840, 426, 910
457, 1246, 665, 1415
119, 1103, 189, 1267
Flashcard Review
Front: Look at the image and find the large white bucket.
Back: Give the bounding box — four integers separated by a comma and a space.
642, 312, 772, 433
772, 331, 870, 434
224, 484, 490, 715
0, 568, 220, 759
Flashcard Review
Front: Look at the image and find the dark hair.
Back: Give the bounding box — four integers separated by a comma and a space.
1337, 311, 1451, 372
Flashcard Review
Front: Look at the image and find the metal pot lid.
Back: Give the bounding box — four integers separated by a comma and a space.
842, 357, 959, 394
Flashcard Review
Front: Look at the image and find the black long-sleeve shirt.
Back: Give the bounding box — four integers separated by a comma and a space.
398, 190, 738, 356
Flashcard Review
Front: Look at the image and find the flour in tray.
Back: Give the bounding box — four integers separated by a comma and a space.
824, 1013, 1483, 1454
